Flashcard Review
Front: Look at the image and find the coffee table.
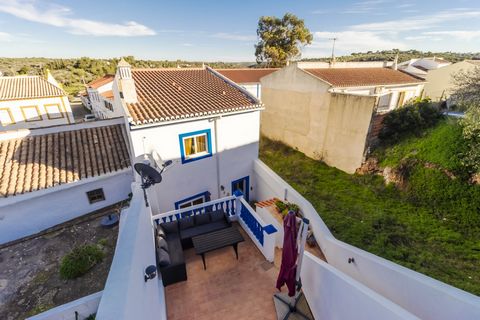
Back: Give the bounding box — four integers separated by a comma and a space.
192, 226, 245, 270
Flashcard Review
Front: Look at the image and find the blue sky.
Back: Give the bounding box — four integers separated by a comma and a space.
0, 0, 479, 61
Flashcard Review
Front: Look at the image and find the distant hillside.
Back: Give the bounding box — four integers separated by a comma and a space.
0, 57, 248, 97
303, 49, 480, 63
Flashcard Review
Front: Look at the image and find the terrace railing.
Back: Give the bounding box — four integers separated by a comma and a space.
151, 193, 277, 262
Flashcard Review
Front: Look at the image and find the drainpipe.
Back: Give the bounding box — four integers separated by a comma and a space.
213, 116, 222, 199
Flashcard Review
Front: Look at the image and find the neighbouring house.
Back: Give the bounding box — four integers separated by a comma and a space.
111, 60, 263, 214
83, 74, 122, 119
260, 61, 424, 173
423, 60, 480, 103
0, 118, 133, 244
0, 73, 74, 130
398, 57, 451, 79
215, 68, 279, 99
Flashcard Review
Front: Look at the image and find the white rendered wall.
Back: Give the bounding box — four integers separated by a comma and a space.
301, 252, 419, 320
96, 183, 166, 320
241, 83, 261, 99
27, 291, 102, 320
0, 96, 74, 130
128, 111, 261, 214
0, 170, 133, 244
253, 159, 480, 320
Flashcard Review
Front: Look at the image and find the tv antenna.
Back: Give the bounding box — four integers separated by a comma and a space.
329, 37, 338, 63
134, 160, 172, 207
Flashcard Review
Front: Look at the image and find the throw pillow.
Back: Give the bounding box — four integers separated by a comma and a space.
156, 226, 166, 239
157, 237, 169, 252
160, 221, 179, 234
210, 210, 226, 222
179, 216, 195, 230
195, 213, 210, 226
157, 248, 171, 267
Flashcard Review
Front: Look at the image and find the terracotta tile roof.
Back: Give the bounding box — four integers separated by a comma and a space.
0, 124, 131, 198
88, 75, 114, 89
127, 68, 260, 125
215, 68, 279, 84
0, 76, 66, 101
303, 68, 424, 87
100, 90, 114, 100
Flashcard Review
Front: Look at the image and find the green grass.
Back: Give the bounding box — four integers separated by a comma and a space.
375, 118, 468, 174
260, 136, 480, 296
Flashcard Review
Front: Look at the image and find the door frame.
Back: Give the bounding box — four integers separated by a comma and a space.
231, 176, 250, 202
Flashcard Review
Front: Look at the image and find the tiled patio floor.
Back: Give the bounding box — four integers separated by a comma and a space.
165, 226, 280, 320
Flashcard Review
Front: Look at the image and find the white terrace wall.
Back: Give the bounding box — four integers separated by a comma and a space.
128, 111, 261, 214
0, 170, 132, 244
301, 252, 419, 320
253, 159, 480, 320
27, 291, 102, 320
96, 183, 166, 320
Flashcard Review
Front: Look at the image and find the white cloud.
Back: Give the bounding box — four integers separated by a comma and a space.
342, 0, 391, 14
0, 0, 156, 37
212, 32, 256, 41
423, 30, 480, 41
0, 31, 12, 41
351, 10, 480, 32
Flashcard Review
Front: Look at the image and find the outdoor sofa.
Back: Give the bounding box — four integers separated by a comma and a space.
155, 210, 231, 286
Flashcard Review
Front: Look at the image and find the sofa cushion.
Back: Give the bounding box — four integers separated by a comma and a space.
179, 216, 195, 230
164, 234, 184, 266
156, 226, 166, 239
210, 210, 227, 222
157, 237, 169, 252
195, 213, 210, 226
160, 221, 179, 234
180, 220, 229, 240
157, 248, 171, 267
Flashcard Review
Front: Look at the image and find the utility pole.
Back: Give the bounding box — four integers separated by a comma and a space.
329, 37, 338, 64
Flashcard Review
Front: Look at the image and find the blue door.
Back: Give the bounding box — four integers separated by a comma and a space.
231, 176, 249, 201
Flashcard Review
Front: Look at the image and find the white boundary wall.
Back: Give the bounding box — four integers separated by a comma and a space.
96, 183, 166, 320
26, 291, 102, 320
301, 252, 419, 320
253, 159, 480, 320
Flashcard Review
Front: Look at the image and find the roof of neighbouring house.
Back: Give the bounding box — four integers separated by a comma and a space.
88, 75, 115, 89
100, 90, 114, 100
126, 68, 261, 125
303, 68, 424, 87
0, 123, 131, 198
0, 76, 66, 101
215, 68, 280, 84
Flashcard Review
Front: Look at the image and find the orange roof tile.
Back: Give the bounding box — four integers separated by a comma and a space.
215, 68, 279, 84
126, 68, 260, 125
88, 75, 114, 89
0, 124, 131, 198
303, 68, 424, 87
100, 90, 114, 100
0, 76, 66, 101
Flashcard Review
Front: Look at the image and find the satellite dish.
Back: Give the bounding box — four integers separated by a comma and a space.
134, 163, 162, 187
134, 163, 162, 207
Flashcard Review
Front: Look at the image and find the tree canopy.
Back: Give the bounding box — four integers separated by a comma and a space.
255, 13, 313, 67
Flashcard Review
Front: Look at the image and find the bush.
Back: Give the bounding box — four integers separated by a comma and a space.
60, 244, 104, 279
459, 107, 480, 174
379, 98, 443, 143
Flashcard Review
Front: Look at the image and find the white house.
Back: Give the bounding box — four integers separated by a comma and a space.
83, 74, 124, 119
111, 60, 263, 214
215, 68, 279, 99
398, 57, 451, 79
0, 118, 133, 244
0, 73, 74, 130
260, 61, 425, 173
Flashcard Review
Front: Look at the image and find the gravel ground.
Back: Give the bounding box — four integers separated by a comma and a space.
0, 211, 119, 319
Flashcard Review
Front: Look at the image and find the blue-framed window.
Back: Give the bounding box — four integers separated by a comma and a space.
175, 191, 211, 209
179, 129, 212, 164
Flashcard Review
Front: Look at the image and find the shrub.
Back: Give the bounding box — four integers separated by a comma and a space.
59, 244, 104, 279
459, 107, 480, 174
275, 200, 287, 213
379, 98, 443, 143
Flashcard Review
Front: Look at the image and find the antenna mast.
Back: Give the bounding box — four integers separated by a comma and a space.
329, 37, 338, 64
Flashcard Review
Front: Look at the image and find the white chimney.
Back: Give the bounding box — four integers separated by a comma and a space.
392, 54, 399, 70
116, 58, 137, 103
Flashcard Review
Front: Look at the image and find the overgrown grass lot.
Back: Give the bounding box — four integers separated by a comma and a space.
259, 122, 480, 296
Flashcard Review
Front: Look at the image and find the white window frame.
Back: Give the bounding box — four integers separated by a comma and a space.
182, 133, 209, 160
